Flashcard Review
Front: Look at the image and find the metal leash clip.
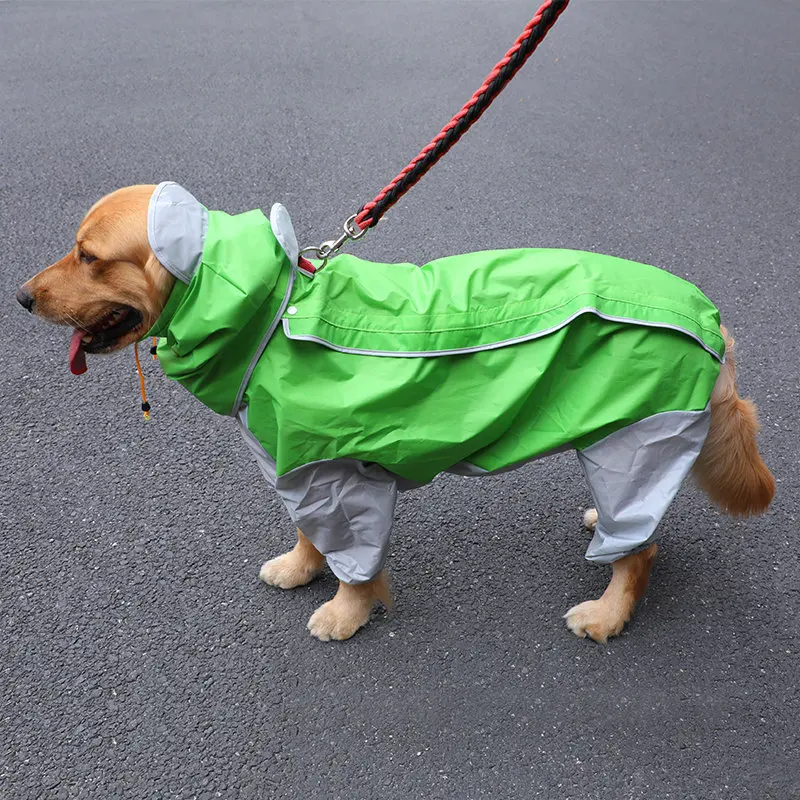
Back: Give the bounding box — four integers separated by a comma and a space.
299, 213, 368, 270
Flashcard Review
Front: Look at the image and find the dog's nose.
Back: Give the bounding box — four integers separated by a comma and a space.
16, 287, 35, 312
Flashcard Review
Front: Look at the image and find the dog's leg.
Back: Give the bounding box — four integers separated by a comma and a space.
260, 529, 325, 589
307, 571, 391, 642
564, 544, 658, 643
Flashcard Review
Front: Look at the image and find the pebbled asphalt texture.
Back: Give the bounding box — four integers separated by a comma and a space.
1, 2, 798, 798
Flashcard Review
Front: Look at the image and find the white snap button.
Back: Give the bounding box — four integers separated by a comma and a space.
287, 306, 298, 315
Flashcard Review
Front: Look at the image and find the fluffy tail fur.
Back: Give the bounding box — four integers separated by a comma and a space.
693, 326, 775, 515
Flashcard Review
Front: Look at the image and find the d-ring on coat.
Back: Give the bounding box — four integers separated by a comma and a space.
146, 183, 723, 584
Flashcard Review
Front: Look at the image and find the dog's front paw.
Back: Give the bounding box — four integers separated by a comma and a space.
259, 552, 321, 589
564, 599, 627, 644
307, 597, 372, 642
583, 508, 598, 532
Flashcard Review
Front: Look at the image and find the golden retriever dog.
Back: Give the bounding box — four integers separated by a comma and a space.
17, 185, 775, 643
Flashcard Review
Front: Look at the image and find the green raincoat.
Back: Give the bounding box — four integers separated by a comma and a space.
147, 182, 723, 583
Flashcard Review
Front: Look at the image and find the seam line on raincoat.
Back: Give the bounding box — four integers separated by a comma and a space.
231, 261, 297, 417
292, 289, 722, 339
282, 307, 724, 362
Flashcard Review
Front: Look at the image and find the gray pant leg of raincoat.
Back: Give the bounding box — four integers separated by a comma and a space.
236, 409, 397, 585
576, 407, 711, 564
274, 460, 398, 584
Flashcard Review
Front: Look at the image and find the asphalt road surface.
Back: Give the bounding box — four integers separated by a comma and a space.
2, 2, 798, 798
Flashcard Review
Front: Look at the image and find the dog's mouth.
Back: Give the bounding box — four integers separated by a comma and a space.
69, 305, 144, 374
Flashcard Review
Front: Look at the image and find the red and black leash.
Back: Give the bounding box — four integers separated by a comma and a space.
301, 0, 571, 267
357, 0, 571, 230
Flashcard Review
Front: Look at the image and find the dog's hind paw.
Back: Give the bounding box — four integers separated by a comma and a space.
583, 508, 598, 532
564, 599, 627, 644
259, 552, 321, 589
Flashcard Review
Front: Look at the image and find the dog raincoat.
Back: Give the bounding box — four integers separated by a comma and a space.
146, 183, 723, 583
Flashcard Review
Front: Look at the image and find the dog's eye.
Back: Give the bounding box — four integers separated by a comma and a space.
78, 249, 96, 264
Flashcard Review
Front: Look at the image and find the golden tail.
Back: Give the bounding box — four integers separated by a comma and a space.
693, 326, 775, 515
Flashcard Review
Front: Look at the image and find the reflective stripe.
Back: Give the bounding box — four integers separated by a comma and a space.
231, 203, 300, 415
236, 407, 278, 486
282, 307, 725, 362
231, 262, 296, 416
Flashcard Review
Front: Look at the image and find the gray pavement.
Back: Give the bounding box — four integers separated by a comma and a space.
1, 1, 798, 798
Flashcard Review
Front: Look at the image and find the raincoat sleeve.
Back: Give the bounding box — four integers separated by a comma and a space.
236, 411, 397, 584
274, 460, 398, 584
576, 407, 711, 563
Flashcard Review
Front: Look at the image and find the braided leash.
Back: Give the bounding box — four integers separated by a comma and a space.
302, 0, 571, 267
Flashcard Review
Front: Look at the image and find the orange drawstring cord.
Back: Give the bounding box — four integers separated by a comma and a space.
134, 341, 151, 421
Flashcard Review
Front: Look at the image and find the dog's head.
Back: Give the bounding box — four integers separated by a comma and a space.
17, 185, 174, 371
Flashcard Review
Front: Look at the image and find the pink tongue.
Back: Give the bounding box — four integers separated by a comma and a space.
69, 329, 88, 375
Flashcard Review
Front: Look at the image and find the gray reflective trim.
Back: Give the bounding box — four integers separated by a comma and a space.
282, 307, 724, 362
235, 409, 398, 585
236, 407, 277, 487
577, 407, 711, 564
147, 182, 208, 284
230, 262, 297, 417
269, 203, 299, 267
